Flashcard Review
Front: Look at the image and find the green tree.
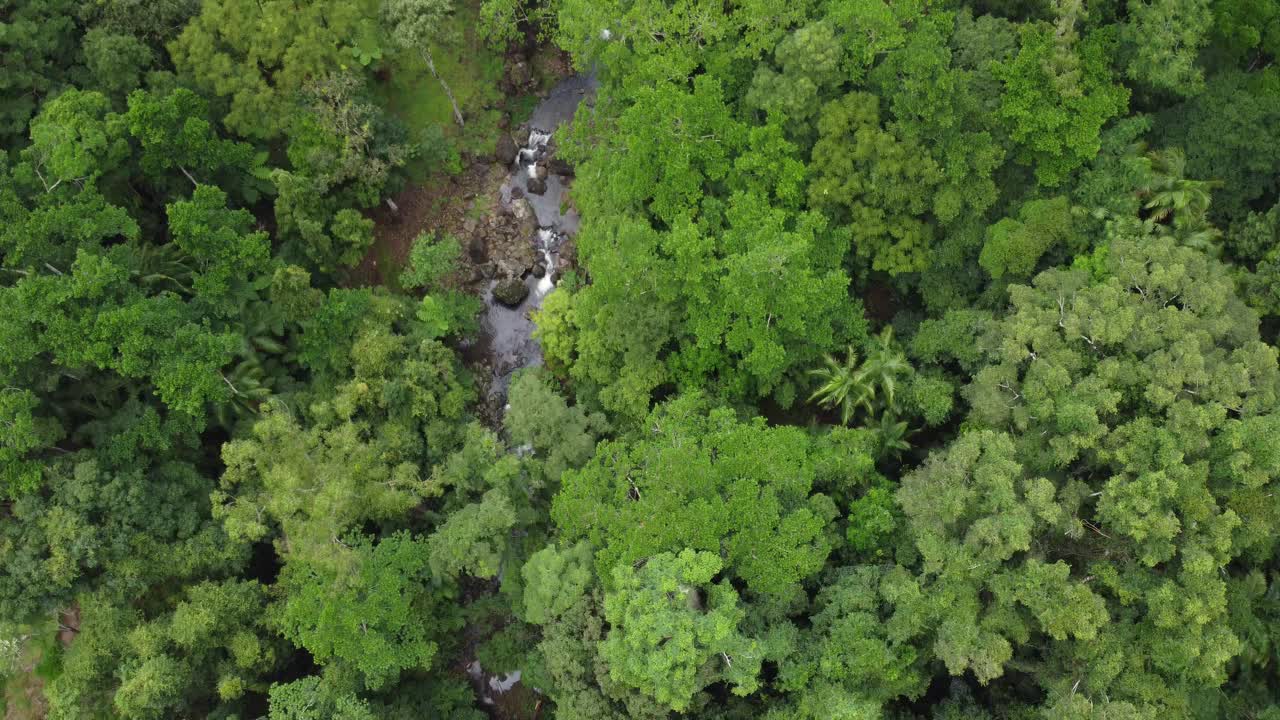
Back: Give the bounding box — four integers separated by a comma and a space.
479, 0, 559, 48
808, 328, 913, 425
1, 445, 246, 620
1138, 148, 1222, 254
600, 549, 762, 712
273, 533, 450, 690
506, 370, 608, 485
993, 22, 1129, 186
168, 0, 383, 139
382, 0, 466, 126
426, 489, 517, 580
268, 676, 376, 720
165, 185, 271, 316
400, 232, 479, 337
82, 28, 156, 100
25, 89, 127, 190
1209, 0, 1280, 66
272, 73, 411, 271
1121, 0, 1213, 96
117, 88, 265, 201
1235, 204, 1280, 321
809, 92, 942, 275
1156, 69, 1280, 224
979, 196, 1080, 279
746, 21, 844, 125
899, 229, 1280, 712
216, 406, 428, 566
554, 394, 839, 595
542, 196, 859, 421
521, 542, 594, 626
43, 579, 279, 720
0, 0, 81, 145
777, 565, 928, 717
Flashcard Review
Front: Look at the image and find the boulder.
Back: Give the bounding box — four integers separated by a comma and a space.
495, 134, 518, 165
534, 162, 549, 181
506, 59, 533, 91
527, 177, 547, 195
510, 198, 538, 237
492, 278, 529, 308
468, 236, 487, 263
510, 186, 525, 200
483, 202, 539, 279
513, 124, 531, 147
557, 237, 578, 266
532, 263, 546, 278
549, 157, 574, 177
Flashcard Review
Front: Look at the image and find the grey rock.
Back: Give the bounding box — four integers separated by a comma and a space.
495, 134, 518, 165
532, 263, 546, 278
492, 278, 529, 308
510, 198, 538, 237
527, 177, 547, 195
507, 59, 533, 91
549, 157, 573, 177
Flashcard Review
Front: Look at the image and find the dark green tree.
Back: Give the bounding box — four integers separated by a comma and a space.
899, 230, 1280, 714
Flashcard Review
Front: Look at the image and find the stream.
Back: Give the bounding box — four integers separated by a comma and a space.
478, 73, 597, 405
465, 73, 597, 716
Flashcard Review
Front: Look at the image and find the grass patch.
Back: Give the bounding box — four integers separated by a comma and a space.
373, 0, 505, 177
2, 624, 60, 720
466, 202, 490, 221
506, 93, 541, 126
374, 239, 407, 293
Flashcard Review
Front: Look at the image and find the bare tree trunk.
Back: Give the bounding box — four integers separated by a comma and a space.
420, 47, 465, 128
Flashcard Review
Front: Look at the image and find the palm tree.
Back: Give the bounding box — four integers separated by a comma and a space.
861, 327, 912, 410
807, 327, 913, 425
1142, 148, 1222, 256
873, 413, 912, 460
807, 346, 876, 425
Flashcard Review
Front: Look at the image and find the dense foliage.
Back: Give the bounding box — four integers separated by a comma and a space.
4, 0, 1280, 718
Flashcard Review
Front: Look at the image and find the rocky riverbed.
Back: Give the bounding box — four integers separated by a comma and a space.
454, 73, 597, 714
464, 73, 597, 412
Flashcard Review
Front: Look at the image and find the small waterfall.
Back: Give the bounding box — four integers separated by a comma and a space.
535, 228, 558, 297
518, 135, 562, 297
527, 129, 553, 149
476, 75, 596, 408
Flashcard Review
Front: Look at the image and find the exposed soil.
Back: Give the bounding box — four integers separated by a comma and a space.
2, 670, 47, 720
350, 161, 510, 290
56, 607, 79, 648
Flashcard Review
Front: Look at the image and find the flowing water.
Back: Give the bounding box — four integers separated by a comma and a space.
477, 74, 597, 407
465, 73, 597, 717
